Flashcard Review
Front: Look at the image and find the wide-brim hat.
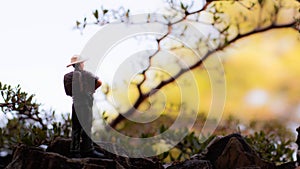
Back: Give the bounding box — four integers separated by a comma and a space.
66, 55, 88, 67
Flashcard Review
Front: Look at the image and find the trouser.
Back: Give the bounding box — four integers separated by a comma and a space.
70, 103, 94, 154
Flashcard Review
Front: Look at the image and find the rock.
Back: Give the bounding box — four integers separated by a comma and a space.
215, 137, 276, 169
46, 137, 163, 169
194, 133, 276, 169
46, 137, 71, 157
0, 154, 12, 169
5, 134, 297, 169
4, 137, 164, 169
166, 159, 212, 169
46, 137, 129, 158
5, 144, 115, 169
277, 162, 297, 169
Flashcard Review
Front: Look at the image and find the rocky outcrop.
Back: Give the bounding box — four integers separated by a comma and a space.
46, 137, 163, 169
5, 137, 163, 169
4, 134, 298, 169
215, 137, 275, 169
206, 134, 276, 169
5, 144, 115, 169
0, 154, 12, 169
166, 134, 278, 169
277, 162, 298, 169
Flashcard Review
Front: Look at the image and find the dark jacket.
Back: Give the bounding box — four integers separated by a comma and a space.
64, 70, 99, 105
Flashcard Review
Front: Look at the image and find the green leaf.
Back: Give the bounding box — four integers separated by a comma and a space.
125, 9, 130, 18
103, 9, 108, 15
223, 25, 230, 32
162, 151, 169, 159
180, 2, 187, 10
180, 2, 185, 9
159, 125, 167, 133
273, 5, 279, 13
12, 96, 16, 103
76, 21, 81, 27
147, 13, 150, 22
213, 15, 220, 21
26, 95, 34, 104
93, 10, 99, 19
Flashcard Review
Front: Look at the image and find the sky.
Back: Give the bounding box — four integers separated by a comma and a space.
0, 0, 168, 114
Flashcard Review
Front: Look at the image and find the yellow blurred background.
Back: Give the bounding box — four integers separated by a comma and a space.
196, 28, 300, 124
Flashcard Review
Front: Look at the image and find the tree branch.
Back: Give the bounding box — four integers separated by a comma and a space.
109, 21, 297, 129
0, 102, 46, 128
80, 0, 300, 129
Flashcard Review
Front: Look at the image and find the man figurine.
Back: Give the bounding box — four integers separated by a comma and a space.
64, 55, 105, 158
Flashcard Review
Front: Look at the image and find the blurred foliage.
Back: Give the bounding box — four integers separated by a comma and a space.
155, 124, 295, 164
157, 130, 215, 162
0, 82, 71, 150
155, 116, 295, 164
245, 120, 295, 164
98, 112, 296, 164
245, 131, 294, 164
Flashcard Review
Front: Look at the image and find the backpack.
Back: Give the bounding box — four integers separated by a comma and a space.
64, 72, 73, 96
64, 71, 83, 97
